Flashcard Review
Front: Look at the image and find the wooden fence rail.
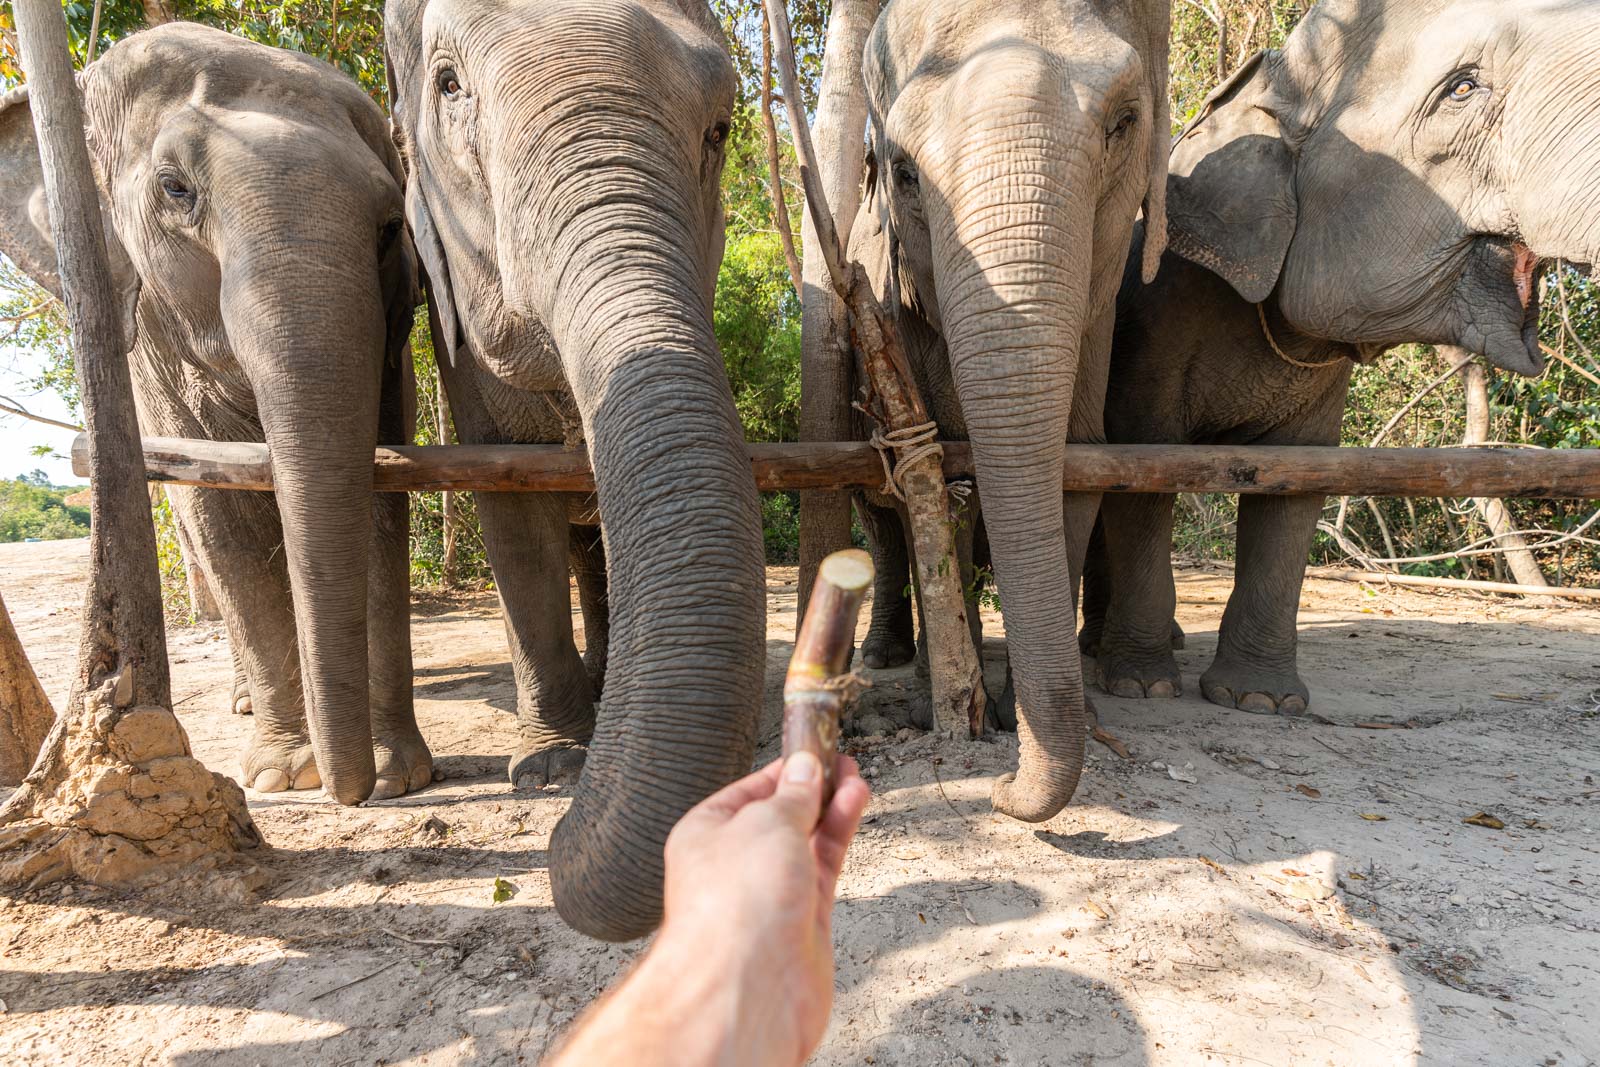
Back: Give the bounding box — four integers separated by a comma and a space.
73, 433, 1600, 499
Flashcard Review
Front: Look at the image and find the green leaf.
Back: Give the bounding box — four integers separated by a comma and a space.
492, 877, 517, 904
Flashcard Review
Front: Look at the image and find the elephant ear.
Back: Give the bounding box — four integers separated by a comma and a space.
1166, 49, 1297, 304
0, 83, 141, 349
1137, 0, 1172, 284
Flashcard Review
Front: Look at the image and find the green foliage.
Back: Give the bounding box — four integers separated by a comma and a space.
0, 474, 89, 541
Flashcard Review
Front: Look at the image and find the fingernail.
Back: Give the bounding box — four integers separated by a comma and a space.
784, 752, 820, 784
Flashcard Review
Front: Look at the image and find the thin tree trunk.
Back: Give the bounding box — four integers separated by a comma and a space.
1461, 358, 1549, 588
0, 591, 53, 786
435, 366, 459, 588
0, 0, 258, 892
759, 21, 804, 300
767, 0, 985, 737
796, 0, 879, 623
141, 0, 174, 26
170, 495, 222, 621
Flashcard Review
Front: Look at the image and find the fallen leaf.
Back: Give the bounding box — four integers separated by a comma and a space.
1093, 726, 1132, 760
492, 877, 517, 904
1357, 813, 1388, 821
1282, 868, 1309, 877
892, 846, 925, 861
1354, 963, 1373, 983
1464, 812, 1505, 830
1198, 856, 1227, 875
1084, 899, 1110, 920
917, 912, 926, 924
1295, 784, 1322, 799
1345, 871, 1368, 881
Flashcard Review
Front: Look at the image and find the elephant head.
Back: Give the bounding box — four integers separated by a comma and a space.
0, 23, 418, 804
384, 0, 764, 941
860, 0, 1172, 822
1166, 0, 1600, 374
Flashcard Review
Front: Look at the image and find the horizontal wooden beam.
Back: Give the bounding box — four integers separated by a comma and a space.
72, 434, 1600, 499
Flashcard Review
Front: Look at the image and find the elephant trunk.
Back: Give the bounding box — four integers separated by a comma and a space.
226, 232, 387, 806
930, 94, 1099, 823
506, 166, 765, 941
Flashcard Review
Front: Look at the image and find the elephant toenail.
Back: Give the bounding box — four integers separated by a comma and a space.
1146, 679, 1178, 698
1108, 678, 1146, 699
292, 765, 322, 790
253, 769, 290, 792
1237, 692, 1277, 714
233, 696, 253, 716
1279, 695, 1308, 716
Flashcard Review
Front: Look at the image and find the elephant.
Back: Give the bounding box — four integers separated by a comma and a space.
0, 23, 428, 804
846, 0, 1173, 822
1082, 0, 1600, 714
384, 0, 763, 941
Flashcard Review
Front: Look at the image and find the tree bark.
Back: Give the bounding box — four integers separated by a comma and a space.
87, 433, 1600, 500
0, 0, 259, 894
796, 0, 879, 622
435, 365, 459, 588
1461, 359, 1549, 588
0, 591, 53, 786
141, 0, 175, 27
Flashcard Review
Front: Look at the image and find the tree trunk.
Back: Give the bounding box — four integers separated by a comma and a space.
796, 0, 879, 621
141, 0, 175, 26
435, 365, 459, 589
1461, 358, 1548, 588
170, 495, 223, 621
0, 0, 259, 893
0, 591, 53, 787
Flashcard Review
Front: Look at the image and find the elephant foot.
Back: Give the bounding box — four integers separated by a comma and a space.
511, 741, 588, 790
1200, 659, 1309, 716
861, 628, 916, 670
242, 739, 320, 793
1094, 648, 1182, 700
371, 728, 435, 801
989, 667, 1019, 733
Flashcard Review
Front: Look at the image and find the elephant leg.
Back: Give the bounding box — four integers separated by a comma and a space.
169, 486, 319, 792
1078, 514, 1110, 657
568, 521, 609, 698
366, 488, 432, 800
228, 640, 252, 716
1200, 493, 1322, 716
476, 489, 596, 788
1095, 493, 1183, 699
855, 493, 916, 669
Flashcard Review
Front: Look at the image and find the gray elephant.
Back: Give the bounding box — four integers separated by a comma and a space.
0, 23, 427, 804
384, 0, 762, 941
847, 0, 1173, 822
1084, 0, 1600, 713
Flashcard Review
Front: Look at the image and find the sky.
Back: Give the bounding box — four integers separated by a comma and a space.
0, 346, 82, 487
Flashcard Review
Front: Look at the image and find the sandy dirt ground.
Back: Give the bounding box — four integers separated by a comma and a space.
1, 536, 1597, 1066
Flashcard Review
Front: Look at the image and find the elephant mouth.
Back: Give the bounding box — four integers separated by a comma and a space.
1512, 241, 1547, 367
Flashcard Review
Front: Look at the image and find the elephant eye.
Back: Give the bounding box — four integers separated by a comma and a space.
893, 161, 920, 196
1446, 75, 1479, 102
705, 121, 730, 148
1108, 108, 1138, 141
158, 173, 193, 204
437, 68, 463, 99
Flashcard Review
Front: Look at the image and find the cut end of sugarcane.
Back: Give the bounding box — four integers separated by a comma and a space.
819, 549, 874, 593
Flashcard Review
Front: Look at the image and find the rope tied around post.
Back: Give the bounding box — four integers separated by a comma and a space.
867, 419, 941, 502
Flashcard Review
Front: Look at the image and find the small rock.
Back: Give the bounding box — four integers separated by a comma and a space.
1168, 763, 1198, 784
1534, 863, 1554, 874
1448, 893, 1468, 907
1150, 761, 1167, 771
1259, 758, 1281, 771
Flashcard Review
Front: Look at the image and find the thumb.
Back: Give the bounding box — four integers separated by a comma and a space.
768, 751, 826, 829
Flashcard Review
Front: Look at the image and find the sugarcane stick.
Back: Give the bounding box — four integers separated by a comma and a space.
783, 549, 874, 809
